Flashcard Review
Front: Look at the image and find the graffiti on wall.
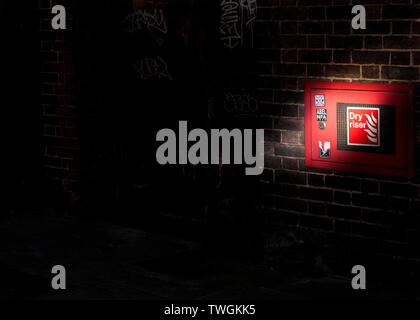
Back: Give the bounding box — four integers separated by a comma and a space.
132, 56, 173, 80
224, 93, 258, 113
220, 0, 257, 49
123, 9, 167, 45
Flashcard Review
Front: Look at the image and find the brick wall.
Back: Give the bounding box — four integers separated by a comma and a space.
257, 0, 420, 265
39, 0, 80, 205
36, 0, 420, 267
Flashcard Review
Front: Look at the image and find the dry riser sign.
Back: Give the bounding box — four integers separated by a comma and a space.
347, 107, 380, 146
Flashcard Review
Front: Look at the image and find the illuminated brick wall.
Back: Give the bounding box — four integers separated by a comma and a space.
257, 0, 420, 264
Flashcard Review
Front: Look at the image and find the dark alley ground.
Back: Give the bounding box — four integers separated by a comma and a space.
0, 210, 417, 300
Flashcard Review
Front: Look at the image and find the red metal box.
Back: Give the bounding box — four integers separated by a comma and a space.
305, 81, 414, 177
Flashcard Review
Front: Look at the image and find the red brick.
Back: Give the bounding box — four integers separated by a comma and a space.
325, 65, 360, 77
352, 51, 389, 64
391, 52, 411, 65
382, 66, 419, 80
362, 66, 380, 79
299, 50, 332, 63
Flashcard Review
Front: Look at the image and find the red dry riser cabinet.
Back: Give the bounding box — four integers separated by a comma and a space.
305, 81, 414, 177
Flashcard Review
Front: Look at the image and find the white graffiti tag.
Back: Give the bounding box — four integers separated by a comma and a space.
224, 93, 258, 113
220, 0, 241, 49
132, 56, 173, 80
124, 9, 167, 45
220, 0, 257, 49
